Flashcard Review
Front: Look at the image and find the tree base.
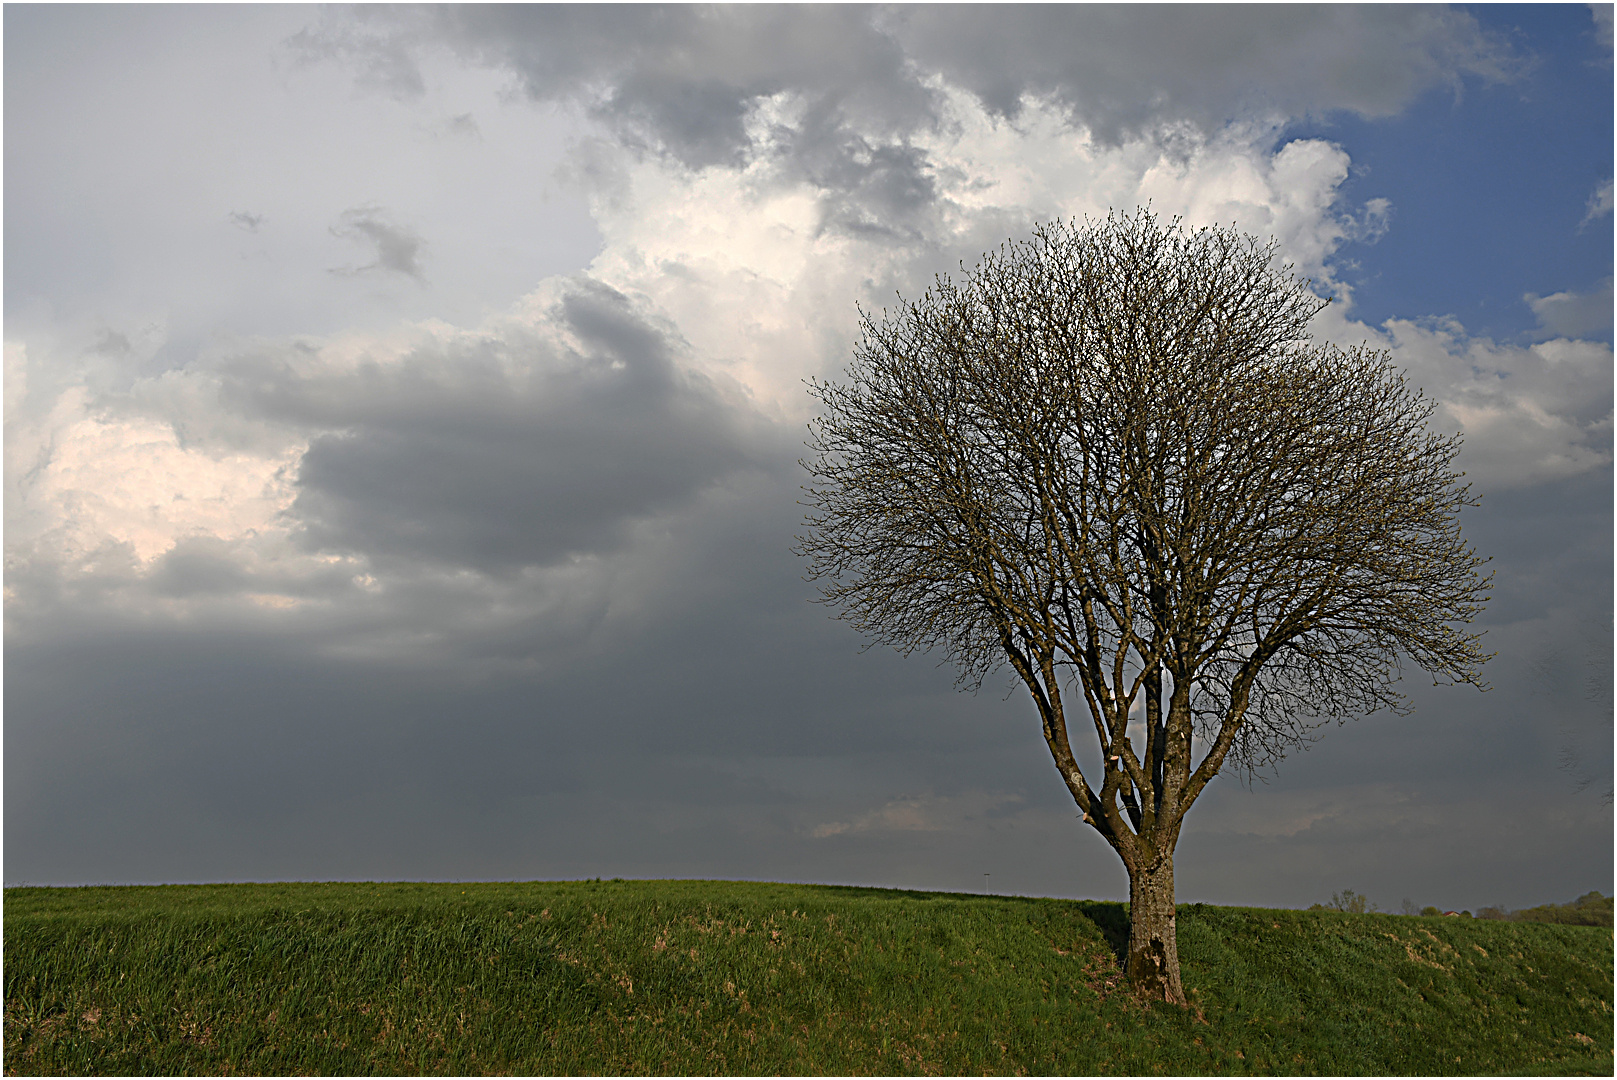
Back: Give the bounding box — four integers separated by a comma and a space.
1127, 862, 1186, 1005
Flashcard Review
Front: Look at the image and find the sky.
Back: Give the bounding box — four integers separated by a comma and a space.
5, 4, 1612, 914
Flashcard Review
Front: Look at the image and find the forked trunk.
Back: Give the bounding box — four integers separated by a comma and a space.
1126, 858, 1185, 1004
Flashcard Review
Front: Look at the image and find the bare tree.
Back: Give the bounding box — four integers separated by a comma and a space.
797, 210, 1491, 1003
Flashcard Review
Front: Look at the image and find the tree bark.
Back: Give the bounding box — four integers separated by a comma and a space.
1126, 857, 1185, 1004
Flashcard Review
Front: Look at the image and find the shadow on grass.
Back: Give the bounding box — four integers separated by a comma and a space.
1073, 900, 1130, 966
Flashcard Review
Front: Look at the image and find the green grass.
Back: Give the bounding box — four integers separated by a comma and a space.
4, 879, 1611, 1075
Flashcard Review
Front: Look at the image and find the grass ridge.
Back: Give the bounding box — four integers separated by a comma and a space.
5, 879, 1611, 1075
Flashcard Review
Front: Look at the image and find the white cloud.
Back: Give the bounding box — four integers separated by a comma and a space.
1591, 3, 1614, 53
13, 410, 301, 566
1312, 303, 1614, 491
1526, 278, 1614, 339
581, 89, 1393, 422
1580, 178, 1613, 231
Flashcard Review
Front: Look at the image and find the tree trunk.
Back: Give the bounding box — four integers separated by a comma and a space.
1126, 857, 1186, 1004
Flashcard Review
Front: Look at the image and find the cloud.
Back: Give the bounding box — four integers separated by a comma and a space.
276, 278, 758, 574
10, 407, 300, 566
300, 7, 1523, 147
574, 91, 1406, 421
288, 5, 1522, 243
1346, 196, 1393, 244
1526, 278, 1614, 339
440, 112, 480, 140
3, 274, 768, 662
228, 210, 265, 232
284, 15, 425, 100
1323, 307, 1615, 491
1579, 178, 1613, 230
886, 5, 1522, 141
317, 6, 933, 165
329, 206, 427, 281
1591, 3, 1614, 54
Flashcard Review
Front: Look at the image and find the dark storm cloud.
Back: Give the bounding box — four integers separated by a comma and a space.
329, 206, 428, 281
288, 6, 930, 166
289, 5, 1521, 243
291, 5, 943, 239
886, 5, 1522, 143
781, 115, 939, 240
427, 5, 933, 168
300, 5, 1523, 144
295, 5, 1519, 177
1, 446, 1084, 889
8, 458, 1608, 902
145, 535, 361, 603
219, 277, 755, 574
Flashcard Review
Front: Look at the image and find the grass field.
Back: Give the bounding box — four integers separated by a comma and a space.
4, 879, 1611, 1075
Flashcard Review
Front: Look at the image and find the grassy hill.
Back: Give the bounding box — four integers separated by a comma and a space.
4, 879, 1611, 1075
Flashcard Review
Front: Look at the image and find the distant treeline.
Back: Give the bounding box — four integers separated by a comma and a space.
1310, 889, 1613, 927
1478, 892, 1612, 927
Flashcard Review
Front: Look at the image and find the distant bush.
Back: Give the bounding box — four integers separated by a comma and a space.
1309, 889, 1376, 914
1420, 906, 1441, 917
1513, 891, 1612, 927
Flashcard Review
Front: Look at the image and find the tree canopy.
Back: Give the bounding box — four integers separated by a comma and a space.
798, 209, 1491, 1002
